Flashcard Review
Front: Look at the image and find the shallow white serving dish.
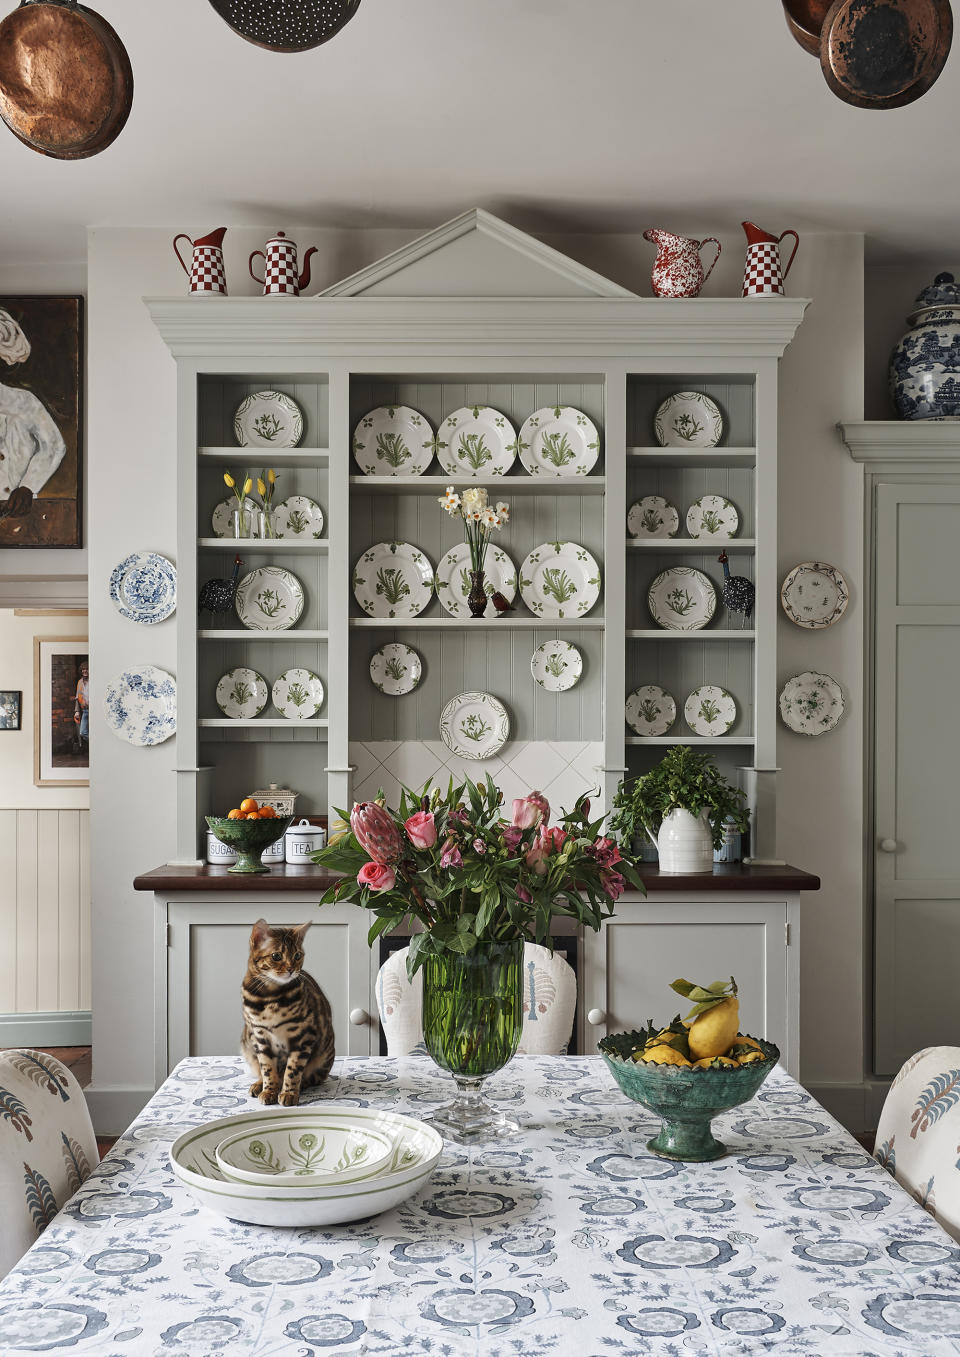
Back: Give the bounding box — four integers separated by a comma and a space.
215, 1115, 395, 1187
170, 1107, 442, 1228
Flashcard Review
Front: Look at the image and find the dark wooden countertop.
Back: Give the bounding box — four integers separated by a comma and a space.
134, 862, 820, 893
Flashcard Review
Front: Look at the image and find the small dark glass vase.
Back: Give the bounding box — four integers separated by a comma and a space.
421, 938, 523, 1141
467, 569, 487, 618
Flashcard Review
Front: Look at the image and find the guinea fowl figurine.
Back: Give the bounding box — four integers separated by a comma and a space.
199, 554, 243, 625
718, 551, 754, 628
490, 591, 515, 616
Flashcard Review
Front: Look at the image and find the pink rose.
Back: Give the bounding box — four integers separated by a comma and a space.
511, 791, 550, 830
357, 861, 396, 892
404, 810, 437, 849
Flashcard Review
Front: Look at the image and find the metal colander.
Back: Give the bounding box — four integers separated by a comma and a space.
207, 0, 361, 52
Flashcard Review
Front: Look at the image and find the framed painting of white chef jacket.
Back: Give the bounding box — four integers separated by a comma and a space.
0, 296, 82, 548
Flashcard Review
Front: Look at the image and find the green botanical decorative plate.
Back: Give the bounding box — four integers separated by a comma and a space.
369, 643, 423, 696
625, 684, 677, 736
235, 566, 305, 631
519, 541, 601, 619
648, 567, 716, 631
684, 684, 737, 736
439, 691, 510, 760
436, 406, 517, 477
352, 406, 434, 476
353, 541, 434, 619
272, 668, 324, 719
233, 391, 304, 448
216, 666, 268, 719
654, 391, 723, 448
518, 406, 600, 477
530, 640, 583, 692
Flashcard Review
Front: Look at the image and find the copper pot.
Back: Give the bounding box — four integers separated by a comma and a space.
782, 0, 833, 54
820, 0, 953, 108
0, 0, 133, 159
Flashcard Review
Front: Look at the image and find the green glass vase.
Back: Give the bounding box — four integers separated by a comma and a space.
421, 938, 523, 1142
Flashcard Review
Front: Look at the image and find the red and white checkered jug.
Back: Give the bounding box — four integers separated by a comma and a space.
248, 231, 318, 297
172, 227, 228, 296
741, 221, 799, 298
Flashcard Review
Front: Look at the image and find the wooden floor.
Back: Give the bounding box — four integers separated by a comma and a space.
2, 1045, 116, 1158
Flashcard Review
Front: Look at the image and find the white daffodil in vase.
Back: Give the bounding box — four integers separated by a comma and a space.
437, 485, 510, 618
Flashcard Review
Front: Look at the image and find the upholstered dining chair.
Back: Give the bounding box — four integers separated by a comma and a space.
0, 1049, 99, 1279
873, 1045, 960, 1242
376, 943, 577, 1057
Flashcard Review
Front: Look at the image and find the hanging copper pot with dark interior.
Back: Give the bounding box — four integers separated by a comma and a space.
820, 0, 953, 108
0, 0, 133, 159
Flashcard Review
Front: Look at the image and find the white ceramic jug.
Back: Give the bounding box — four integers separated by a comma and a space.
650, 807, 714, 874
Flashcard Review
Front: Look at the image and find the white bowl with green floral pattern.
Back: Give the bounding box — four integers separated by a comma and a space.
215, 1115, 396, 1187
171, 1108, 442, 1227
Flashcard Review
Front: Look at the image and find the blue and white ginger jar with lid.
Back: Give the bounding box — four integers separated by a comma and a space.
891, 273, 960, 420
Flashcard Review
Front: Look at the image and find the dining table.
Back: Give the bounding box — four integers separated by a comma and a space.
1, 1054, 960, 1356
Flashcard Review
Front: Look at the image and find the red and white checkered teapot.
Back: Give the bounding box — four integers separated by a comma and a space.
741, 221, 799, 298
172, 227, 228, 296
249, 231, 318, 297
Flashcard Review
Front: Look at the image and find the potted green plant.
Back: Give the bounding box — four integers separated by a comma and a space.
609, 746, 749, 874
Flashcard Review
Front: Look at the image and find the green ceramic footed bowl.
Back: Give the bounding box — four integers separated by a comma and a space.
205, 814, 293, 873
599, 1029, 780, 1162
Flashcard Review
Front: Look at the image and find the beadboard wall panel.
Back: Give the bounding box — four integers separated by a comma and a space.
0, 809, 90, 1016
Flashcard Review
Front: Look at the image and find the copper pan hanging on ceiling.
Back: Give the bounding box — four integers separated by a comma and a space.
206, 0, 361, 53
782, 0, 834, 55
0, 0, 132, 158
819, 0, 953, 107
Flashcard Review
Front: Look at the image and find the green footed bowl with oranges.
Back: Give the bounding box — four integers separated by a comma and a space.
206, 810, 293, 873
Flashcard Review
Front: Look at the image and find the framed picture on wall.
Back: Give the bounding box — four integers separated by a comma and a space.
34, 637, 88, 787
0, 691, 21, 730
0, 296, 83, 548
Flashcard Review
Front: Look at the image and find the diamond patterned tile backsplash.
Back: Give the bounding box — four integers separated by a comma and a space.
349, 741, 606, 818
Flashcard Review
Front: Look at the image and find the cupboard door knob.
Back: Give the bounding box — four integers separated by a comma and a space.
349, 1008, 369, 1026
880, 838, 898, 853
587, 1008, 606, 1026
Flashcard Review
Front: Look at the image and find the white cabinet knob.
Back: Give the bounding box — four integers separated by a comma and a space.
587, 1008, 606, 1026
348, 1008, 369, 1026
880, 838, 898, 853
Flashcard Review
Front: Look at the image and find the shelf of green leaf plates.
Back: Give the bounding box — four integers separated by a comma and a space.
627, 539, 755, 553
625, 629, 754, 640
626, 447, 757, 469
625, 735, 755, 746
198, 630, 330, 640
198, 539, 330, 552
349, 617, 606, 630
199, 719, 329, 729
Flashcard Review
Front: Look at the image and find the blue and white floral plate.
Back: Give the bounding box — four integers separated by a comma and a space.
104, 666, 176, 746
171, 1106, 442, 1227
108, 552, 176, 624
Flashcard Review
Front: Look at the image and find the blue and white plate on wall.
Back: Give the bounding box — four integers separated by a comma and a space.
108, 552, 177, 624
104, 666, 177, 746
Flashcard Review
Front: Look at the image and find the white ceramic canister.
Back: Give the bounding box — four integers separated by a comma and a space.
653, 807, 714, 874
263, 834, 287, 864
285, 818, 326, 863
206, 831, 238, 866
713, 816, 742, 864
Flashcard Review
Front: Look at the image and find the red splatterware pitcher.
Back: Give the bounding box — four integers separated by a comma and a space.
643, 229, 721, 299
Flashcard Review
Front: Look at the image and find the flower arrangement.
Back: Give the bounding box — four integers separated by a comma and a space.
313, 776, 644, 975
256, 468, 278, 538
437, 486, 509, 575
224, 470, 253, 537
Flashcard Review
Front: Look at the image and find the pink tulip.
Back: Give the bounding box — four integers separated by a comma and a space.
350, 802, 401, 864
511, 791, 550, 830
357, 861, 396, 892
404, 810, 437, 849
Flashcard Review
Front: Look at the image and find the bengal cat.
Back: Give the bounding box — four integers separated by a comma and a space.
241, 919, 335, 1106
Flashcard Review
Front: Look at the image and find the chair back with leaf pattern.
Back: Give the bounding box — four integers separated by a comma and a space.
0, 1049, 99, 1278
376, 943, 576, 1057
874, 1045, 960, 1242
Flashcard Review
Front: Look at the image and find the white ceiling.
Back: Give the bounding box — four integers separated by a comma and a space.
1, 0, 956, 266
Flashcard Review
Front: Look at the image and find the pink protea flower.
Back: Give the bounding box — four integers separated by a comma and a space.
357, 861, 396, 892
511, 791, 550, 830
404, 810, 437, 850
350, 801, 401, 864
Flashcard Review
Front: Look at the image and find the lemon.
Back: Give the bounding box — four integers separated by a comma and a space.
687, 995, 740, 1060
635, 1044, 692, 1067
693, 1055, 739, 1069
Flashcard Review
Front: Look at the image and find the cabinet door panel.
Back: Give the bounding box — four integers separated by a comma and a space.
168, 903, 370, 1069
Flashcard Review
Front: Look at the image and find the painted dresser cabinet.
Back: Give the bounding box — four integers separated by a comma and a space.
136, 864, 818, 1082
